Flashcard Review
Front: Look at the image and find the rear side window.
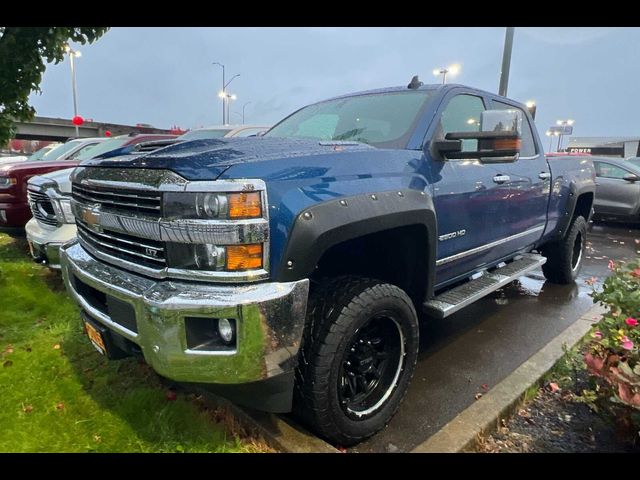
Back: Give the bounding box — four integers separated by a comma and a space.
492, 100, 537, 157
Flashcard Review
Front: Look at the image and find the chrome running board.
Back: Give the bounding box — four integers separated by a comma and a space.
423, 254, 547, 319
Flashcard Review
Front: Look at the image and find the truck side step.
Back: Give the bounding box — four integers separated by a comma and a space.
423, 253, 547, 319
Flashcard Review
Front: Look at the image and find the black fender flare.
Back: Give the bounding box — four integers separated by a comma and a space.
553, 182, 596, 241
275, 189, 438, 301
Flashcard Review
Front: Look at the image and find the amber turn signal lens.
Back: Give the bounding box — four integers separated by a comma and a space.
226, 244, 263, 271
493, 138, 521, 151
228, 192, 261, 219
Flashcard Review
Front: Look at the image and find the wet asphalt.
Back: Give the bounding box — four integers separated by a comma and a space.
349, 220, 640, 453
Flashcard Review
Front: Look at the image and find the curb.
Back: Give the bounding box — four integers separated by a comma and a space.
183, 385, 339, 453
411, 302, 607, 453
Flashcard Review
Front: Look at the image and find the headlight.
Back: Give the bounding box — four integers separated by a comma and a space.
164, 192, 262, 220
0, 177, 17, 189
166, 242, 263, 271
50, 198, 76, 224
57, 198, 76, 224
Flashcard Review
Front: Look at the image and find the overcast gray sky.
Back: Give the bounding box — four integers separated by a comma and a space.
28, 27, 640, 138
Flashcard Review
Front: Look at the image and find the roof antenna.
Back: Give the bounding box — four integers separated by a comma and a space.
407, 75, 423, 89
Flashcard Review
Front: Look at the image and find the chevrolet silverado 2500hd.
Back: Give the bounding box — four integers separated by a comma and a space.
60, 81, 595, 445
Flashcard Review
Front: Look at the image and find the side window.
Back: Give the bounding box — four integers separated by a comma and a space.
594, 162, 631, 179
438, 94, 485, 152
492, 100, 537, 157
67, 143, 99, 160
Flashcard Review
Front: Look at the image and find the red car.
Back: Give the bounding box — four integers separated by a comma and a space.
0, 133, 176, 228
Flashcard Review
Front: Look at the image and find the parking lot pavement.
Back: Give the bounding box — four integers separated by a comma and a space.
349, 221, 639, 453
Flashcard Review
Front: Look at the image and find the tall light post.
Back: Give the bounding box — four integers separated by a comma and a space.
242, 101, 251, 124
433, 64, 460, 85
212, 62, 226, 124
225, 93, 237, 125
555, 119, 574, 152
65, 45, 82, 137
498, 27, 515, 96
545, 130, 560, 153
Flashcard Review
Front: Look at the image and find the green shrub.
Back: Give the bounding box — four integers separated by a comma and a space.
586, 259, 640, 410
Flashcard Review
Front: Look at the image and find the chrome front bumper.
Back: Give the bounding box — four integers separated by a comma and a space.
60, 241, 309, 385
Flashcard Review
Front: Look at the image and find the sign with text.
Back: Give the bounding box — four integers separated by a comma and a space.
548, 125, 573, 135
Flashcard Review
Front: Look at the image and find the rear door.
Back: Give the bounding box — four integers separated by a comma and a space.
489, 99, 549, 248
593, 160, 640, 216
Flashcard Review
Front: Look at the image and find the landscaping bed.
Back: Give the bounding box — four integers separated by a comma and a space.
473, 345, 640, 453
0, 232, 272, 452
474, 254, 640, 453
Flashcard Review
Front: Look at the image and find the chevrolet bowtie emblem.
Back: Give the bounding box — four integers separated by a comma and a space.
81, 205, 101, 228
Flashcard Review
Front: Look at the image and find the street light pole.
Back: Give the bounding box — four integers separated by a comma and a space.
433, 64, 460, 85
212, 62, 226, 124
66, 45, 81, 137
498, 27, 515, 96
242, 102, 251, 124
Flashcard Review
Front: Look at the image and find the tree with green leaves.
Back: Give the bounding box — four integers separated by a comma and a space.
0, 27, 110, 146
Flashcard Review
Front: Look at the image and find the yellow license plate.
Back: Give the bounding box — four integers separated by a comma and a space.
84, 322, 106, 355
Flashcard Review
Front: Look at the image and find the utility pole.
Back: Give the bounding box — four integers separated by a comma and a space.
498, 27, 515, 97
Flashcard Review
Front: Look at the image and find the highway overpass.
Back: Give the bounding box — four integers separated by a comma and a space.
14, 116, 176, 141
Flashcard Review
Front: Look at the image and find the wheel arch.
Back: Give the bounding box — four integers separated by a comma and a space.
275, 189, 437, 304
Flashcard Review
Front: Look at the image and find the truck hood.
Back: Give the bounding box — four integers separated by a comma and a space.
78, 137, 376, 181
33, 167, 76, 194
0, 159, 78, 174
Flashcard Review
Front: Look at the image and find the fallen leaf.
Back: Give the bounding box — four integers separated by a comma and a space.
548, 382, 561, 393
481, 383, 489, 391
93, 435, 102, 443
53, 344, 61, 350
22, 404, 34, 413
56, 402, 65, 411
165, 390, 177, 401
3, 360, 13, 367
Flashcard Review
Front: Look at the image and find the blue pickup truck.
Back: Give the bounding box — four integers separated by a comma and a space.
60, 79, 596, 445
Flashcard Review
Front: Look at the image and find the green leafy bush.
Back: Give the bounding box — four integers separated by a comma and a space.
586, 259, 640, 410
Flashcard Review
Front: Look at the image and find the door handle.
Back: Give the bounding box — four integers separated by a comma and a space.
538, 172, 551, 180
493, 175, 510, 184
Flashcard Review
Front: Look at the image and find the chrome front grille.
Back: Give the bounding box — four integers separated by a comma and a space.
72, 183, 161, 218
76, 220, 166, 269
27, 188, 58, 226
69, 168, 270, 283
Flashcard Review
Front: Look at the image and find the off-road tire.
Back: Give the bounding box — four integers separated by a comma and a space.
293, 276, 419, 447
541, 215, 587, 284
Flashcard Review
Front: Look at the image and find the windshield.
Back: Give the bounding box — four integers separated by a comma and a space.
628, 158, 640, 170
265, 90, 435, 149
74, 136, 130, 161
27, 144, 60, 161
40, 141, 82, 161
178, 129, 232, 141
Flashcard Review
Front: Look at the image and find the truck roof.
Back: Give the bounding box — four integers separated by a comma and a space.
320, 83, 529, 111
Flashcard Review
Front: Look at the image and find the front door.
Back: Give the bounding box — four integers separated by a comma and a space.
429, 92, 514, 287
593, 160, 640, 216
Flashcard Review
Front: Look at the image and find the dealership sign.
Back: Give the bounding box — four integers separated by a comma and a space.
568, 146, 625, 156
548, 125, 573, 135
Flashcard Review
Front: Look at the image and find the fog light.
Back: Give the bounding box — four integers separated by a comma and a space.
218, 318, 235, 344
